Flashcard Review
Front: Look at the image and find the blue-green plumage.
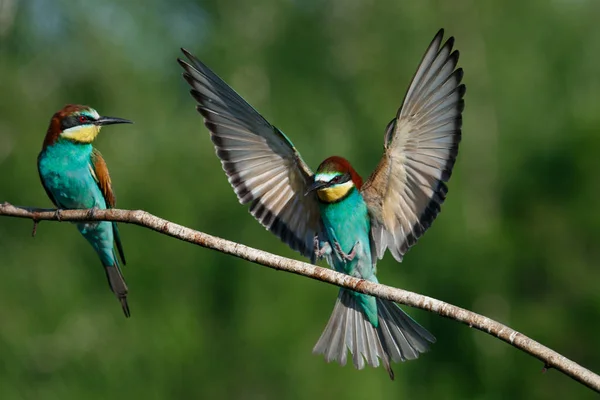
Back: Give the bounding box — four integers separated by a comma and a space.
318, 187, 379, 326
38, 104, 132, 316
38, 140, 119, 264
39, 141, 103, 208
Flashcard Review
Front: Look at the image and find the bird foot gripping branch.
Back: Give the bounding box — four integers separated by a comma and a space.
333, 240, 360, 262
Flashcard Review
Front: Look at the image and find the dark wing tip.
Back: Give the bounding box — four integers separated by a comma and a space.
454, 67, 465, 85
455, 114, 463, 130
181, 70, 192, 80
121, 298, 131, 318
177, 58, 191, 70
458, 82, 467, 97
448, 50, 460, 68
443, 36, 455, 51
427, 29, 447, 54
180, 47, 194, 60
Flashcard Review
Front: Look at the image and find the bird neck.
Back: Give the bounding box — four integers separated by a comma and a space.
41, 139, 93, 164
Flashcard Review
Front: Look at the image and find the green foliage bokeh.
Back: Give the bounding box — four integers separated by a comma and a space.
1, 0, 600, 398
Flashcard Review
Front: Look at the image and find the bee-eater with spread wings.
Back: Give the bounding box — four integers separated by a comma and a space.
178, 29, 465, 379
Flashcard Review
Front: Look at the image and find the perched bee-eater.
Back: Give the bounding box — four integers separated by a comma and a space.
37, 104, 132, 317
179, 29, 464, 378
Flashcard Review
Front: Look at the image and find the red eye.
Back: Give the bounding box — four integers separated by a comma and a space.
78, 115, 87, 123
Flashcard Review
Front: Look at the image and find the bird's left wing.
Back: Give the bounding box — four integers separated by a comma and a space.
37, 154, 60, 208
178, 49, 323, 261
90, 148, 126, 265
361, 29, 465, 262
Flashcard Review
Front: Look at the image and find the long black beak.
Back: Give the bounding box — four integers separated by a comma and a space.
305, 180, 329, 196
95, 116, 133, 126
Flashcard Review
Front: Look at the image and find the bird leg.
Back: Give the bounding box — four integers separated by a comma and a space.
314, 235, 332, 260
333, 240, 360, 262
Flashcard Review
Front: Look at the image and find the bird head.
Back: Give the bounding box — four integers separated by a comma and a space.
42, 104, 132, 149
306, 156, 363, 203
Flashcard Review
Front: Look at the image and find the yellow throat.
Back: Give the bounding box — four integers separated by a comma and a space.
61, 125, 101, 143
317, 180, 354, 203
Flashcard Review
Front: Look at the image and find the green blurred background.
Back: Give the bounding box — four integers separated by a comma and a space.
1, 0, 600, 398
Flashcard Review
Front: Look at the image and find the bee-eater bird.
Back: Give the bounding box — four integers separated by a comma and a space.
178, 29, 465, 378
37, 104, 133, 317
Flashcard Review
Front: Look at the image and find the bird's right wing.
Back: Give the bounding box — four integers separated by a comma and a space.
90, 148, 126, 266
178, 50, 323, 261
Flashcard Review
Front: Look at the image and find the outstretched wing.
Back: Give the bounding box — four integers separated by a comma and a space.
90, 148, 126, 265
361, 29, 465, 262
178, 50, 323, 261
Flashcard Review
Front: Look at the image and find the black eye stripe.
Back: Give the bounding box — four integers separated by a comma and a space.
60, 115, 78, 131
60, 114, 92, 131
331, 173, 351, 184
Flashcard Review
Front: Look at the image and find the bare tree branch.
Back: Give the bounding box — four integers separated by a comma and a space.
1, 201, 598, 393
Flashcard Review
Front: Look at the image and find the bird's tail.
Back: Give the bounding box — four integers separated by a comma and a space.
312, 289, 435, 379
104, 264, 130, 318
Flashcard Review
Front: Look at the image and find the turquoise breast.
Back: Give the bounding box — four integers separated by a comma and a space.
318, 187, 379, 325
38, 140, 107, 210
318, 187, 372, 276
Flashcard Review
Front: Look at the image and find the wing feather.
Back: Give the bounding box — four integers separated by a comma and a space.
90, 149, 126, 265
178, 50, 322, 260
37, 154, 60, 208
362, 29, 465, 262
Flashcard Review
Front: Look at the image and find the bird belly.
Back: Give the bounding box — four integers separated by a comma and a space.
318, 192, 373, 279
39, 142, 106, 209
319, 195, 379, 326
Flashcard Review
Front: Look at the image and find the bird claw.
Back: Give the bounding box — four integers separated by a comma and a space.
333, 240, 360, 262
313, 235, 330, 260
542, 363, 552, 373
87, 207, 99, 220
55, 209, 63, 221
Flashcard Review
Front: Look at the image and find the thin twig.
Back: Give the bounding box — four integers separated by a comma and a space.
1, 201, 598, 393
